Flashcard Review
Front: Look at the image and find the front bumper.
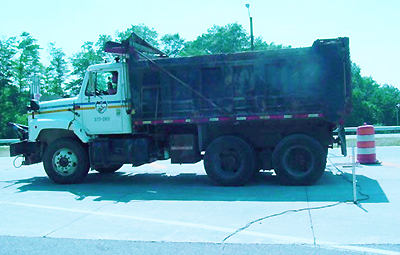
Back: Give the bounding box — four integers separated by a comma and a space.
10, 140, 41, 165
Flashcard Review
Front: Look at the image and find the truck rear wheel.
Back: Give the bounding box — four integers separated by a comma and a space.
43, 139, 90, 184
272, 134, 326, 186
94, 164, 123, 174
204, 136, 256, 186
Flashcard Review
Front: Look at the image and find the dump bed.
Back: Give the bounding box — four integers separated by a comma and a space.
114, 37, 351, 126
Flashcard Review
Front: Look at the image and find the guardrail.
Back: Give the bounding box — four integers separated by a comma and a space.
334, 126, 400, 134
0, 139, 19, 145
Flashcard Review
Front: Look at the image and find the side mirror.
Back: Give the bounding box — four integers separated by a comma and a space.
27, 99, 40, 112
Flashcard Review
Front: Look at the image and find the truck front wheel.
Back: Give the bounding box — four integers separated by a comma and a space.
43, 139, 90, 184
204, 136, 256, 186
272, 134, 326, 185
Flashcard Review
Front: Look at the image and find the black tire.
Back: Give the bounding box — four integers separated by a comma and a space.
43, 139, 90, 184
272, 134, 327, 186
204, 136, 256, 186
94, 164, 123, 174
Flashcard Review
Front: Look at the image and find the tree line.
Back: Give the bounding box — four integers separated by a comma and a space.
0, 23, 399, 138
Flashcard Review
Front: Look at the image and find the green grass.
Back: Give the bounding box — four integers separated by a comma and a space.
0, 146, 10, 157
346, 136, 400, 147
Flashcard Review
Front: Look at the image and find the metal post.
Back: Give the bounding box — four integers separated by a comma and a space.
396, 103, 400, 126
352, 145, 357, 204
250, 17, 254, 51
246, 4, 254, 51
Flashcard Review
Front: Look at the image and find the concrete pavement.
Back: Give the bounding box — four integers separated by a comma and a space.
1, 147, 400, 254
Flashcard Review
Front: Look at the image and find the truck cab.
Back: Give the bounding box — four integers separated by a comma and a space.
9, 60, 136, 182
23, 61, 132, 143
77, 62, 131, 135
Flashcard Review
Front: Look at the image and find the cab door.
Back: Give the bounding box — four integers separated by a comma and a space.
81, 69, 124, 134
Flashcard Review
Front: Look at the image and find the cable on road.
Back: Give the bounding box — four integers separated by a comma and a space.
221, 202, 342, 251
13, 156, 23, 168
327, 156, 370, 202
221, 155, 371, 251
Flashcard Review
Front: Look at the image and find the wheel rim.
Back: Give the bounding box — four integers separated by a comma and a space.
218, 148, 242, 176
282, 145, 314, 177
52, 148, 78, 176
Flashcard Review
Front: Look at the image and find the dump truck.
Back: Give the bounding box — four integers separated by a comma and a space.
9, 33, 351, 186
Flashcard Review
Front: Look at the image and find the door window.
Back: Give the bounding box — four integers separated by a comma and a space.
85, 71, 118, 96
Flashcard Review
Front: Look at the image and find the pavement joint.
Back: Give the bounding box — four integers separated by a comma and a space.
43, 201, 116, 238
305, 187, 316, 245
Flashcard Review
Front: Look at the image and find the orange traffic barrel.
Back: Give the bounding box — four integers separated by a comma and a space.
356, 125, 378, 164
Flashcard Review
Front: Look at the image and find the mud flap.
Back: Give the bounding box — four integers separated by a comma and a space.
338, 125, 347, 156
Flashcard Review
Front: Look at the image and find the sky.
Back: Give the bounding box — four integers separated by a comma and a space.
1, 0, 399, 88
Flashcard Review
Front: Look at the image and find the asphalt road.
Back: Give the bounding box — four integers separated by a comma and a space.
3, 236, 398, 255
1, 147, 400, 254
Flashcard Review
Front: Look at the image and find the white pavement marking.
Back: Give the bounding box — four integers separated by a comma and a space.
325, 244, 400, 255
0, 201, 314, 244
1, 201, 399, 254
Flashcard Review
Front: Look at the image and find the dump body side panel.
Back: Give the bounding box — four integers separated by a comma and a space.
127, 38, 351, 127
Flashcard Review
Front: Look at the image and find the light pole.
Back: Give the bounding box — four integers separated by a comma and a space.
245, 4, 254, 51
396, 103, 400, 126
